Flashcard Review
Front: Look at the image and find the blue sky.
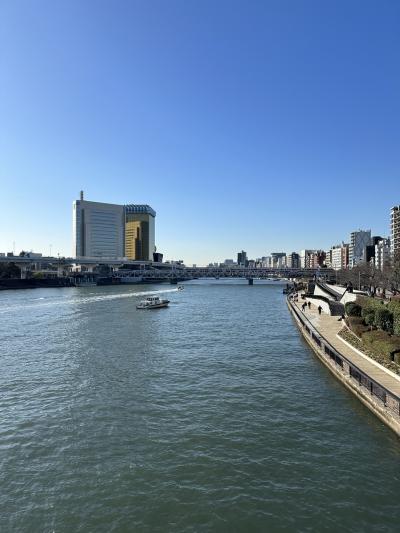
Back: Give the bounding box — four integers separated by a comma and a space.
0, 0, 399, 264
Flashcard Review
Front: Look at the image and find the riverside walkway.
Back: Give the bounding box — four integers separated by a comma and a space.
293, 297, 400, 397
289, 294, 400, 436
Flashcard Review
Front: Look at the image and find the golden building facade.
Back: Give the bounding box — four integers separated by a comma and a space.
124, 205, 156, 261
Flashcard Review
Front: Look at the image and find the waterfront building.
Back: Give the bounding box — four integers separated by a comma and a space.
364, 236, 383, 266
391, 206, 400, 258
73, 192, 125, 258
299, 250, 315, 268
310, 250, 326, 268
374, 238, 391, 271
153, 252, 163, 263
237, 251, 247, 266
331, 244, 347, 271
261, 256, 273, 267
271, 252, 286, 268
72, 192, 156, 260
330, 243, 349, 271
125, 204, 156, 261
331, 246, 341, 271
349, 229, 371, 267
324, 249, 332, 268
286, 252, 300, 269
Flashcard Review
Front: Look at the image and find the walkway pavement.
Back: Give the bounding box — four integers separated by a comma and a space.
292, 296, 400, 397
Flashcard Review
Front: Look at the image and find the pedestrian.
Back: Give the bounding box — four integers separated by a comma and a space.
302, 302, 306, 312
307, 301, 311, 309
318, 305, 322, 315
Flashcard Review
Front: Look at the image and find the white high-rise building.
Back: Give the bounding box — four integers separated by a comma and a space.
391, 206, 400, 258
299, 250, 315, 268
375, 238, 391, 271
329, 243, 349, 271
73, 193, 125, 258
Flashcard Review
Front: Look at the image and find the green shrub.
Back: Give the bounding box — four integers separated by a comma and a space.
361, 307, 375, 325
357, 296, 383, 310
364, 312, 375, 327
388, 301, 400, 336
393, 313, 400, 337
345, 302, 362, 317
387, 300, 400, 313
374, 307, 393, 332
346, 316, 363, 325
346, 316, 369, 338
362, 330, 388, 344
362, 330, 400, 360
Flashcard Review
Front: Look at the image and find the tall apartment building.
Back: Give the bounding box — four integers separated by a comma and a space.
72, 192, 156, 260
391, 206, 400, 258
324, 249, 332, 268
374, 238, 391, 271
286, 252, 300, 269
349, 229, 371, 267
310, 250, 326, 268
299, 250, 317, 268
237, 250, 247, 266
271, 252, 286, 268
330, 243, 349, 271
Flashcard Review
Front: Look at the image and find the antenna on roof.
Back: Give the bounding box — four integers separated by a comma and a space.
80, 190, 84, 201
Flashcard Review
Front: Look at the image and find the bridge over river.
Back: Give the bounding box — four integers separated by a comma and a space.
0, 255, 334, 283
139, 266, 334, 283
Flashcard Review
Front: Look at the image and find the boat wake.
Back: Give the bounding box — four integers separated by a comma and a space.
0, 288, 180, 314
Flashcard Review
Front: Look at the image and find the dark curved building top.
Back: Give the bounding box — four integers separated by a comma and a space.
124, 204, 156, 217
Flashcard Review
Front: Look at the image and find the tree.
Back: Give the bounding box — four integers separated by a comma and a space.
374, 307, 393, 333
388, 252, 400, 293
345, 302, 362, 317
0, 262, 21, 279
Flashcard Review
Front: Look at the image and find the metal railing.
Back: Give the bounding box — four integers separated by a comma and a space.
288, 297, 400, 417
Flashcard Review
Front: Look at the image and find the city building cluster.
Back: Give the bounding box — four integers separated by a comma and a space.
211, 205, 400, 271
72, 191, 162, 262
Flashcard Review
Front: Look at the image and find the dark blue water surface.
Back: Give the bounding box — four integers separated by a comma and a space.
1, 280, 399, 532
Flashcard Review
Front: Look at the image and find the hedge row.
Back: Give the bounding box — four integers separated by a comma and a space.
345, 298, 400, 335
388, 301, 400, 336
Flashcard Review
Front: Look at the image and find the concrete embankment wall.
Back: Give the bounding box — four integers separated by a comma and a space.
287, 298, 400, 437
0, 278, 74, 290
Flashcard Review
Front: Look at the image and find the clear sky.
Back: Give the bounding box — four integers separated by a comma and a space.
0, 0, 399, 265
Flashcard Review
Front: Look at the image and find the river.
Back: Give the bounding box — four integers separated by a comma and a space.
1, 280, 399, 532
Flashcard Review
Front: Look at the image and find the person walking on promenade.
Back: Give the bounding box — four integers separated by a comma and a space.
307, 301, 311, 309
318, 305, 322, 315
302, 302, 307, 312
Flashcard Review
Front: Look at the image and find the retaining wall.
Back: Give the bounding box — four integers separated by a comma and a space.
287, 298, 400, 437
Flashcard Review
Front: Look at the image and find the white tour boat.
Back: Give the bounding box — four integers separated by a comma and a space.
136, 296, 170, 309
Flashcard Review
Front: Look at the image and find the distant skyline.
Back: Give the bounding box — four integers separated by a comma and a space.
1, 1, 399, 265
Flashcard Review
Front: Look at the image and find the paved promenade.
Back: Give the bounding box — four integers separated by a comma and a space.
292, 296, 400, 398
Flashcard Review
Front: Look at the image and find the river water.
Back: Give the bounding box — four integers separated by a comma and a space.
1, 280, 400, 532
